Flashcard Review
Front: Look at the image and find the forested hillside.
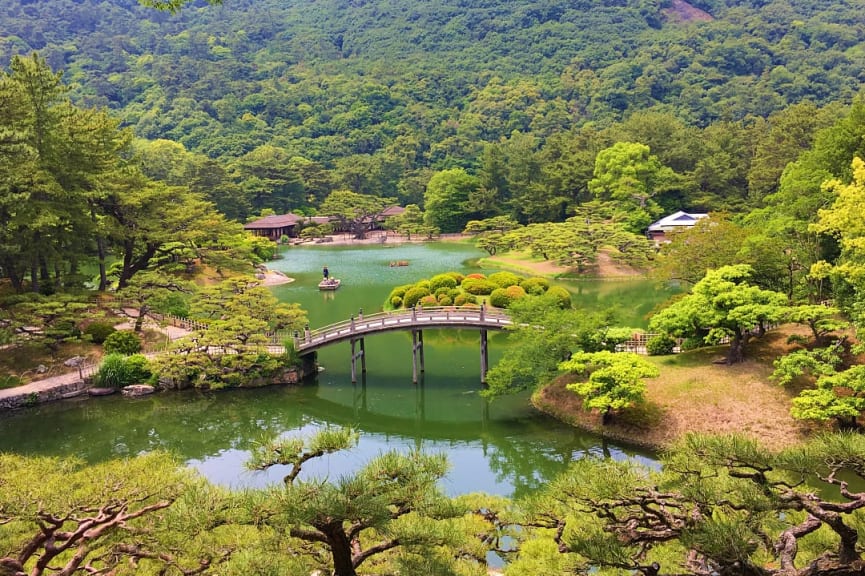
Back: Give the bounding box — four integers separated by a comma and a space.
1, 0, 862, 177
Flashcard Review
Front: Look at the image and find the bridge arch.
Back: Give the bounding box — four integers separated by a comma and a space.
291, 306, 512, 383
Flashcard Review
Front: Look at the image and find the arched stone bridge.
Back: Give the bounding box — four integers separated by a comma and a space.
291, 306, 512, 383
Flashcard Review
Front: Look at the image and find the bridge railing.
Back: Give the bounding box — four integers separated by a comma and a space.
290, 306, 512, 350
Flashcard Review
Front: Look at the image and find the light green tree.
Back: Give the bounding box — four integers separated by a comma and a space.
648, 265, 788, 363
588, 141, 673, 231
558, 350, 659, 423
423, 168, 480, 233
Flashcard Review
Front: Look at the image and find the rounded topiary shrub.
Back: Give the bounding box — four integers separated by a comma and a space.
389, 284, 414, 302
520, 277, 550, 295
125, 354, 153, 384
465, 273, 486, 280
403, 286, 431, 308
391, 296, 403, 308
488, 288, 512, 308
546, 286, 572, 309
647, 333, 677, 356
446, 271, 465, 284
437, 294, 453, 306
488, 271, 523, 289
103, 330, 142, 355
429, 273, 458, 292
419, 294, 438, 307
434, 287, 452, 298
84, 322, 116, 344
504, 285, 527, 303
454, 294, 468, 306
461, 277, 497, 295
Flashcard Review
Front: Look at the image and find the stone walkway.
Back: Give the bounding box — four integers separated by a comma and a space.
0, 317, 192, 410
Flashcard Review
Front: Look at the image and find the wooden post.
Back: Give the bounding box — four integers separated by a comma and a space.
350, 338, 357, 383
418, 330, 425, 374
480, 328, 489, 384
411, 329, 425, 384
360, 337, 366, 374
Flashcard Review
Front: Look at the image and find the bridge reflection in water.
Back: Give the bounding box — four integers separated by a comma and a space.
292, 306, 512, 383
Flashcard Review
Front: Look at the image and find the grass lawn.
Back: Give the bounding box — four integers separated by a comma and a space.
533, 325, 824, 451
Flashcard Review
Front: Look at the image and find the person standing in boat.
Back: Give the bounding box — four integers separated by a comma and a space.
322, 265, 329, 280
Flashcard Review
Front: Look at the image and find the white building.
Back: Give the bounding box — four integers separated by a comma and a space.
647, 211, 708, 244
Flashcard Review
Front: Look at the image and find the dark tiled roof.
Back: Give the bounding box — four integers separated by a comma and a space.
243, 213, 303, 229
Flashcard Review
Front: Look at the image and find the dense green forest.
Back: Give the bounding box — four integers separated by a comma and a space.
1, 0, 864, 220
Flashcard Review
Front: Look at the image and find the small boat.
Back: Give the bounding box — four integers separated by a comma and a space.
318, 278, 341, 291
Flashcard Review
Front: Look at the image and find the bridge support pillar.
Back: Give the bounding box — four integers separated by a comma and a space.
411, 329, 425, 384
350, 337, 365, 383
480, 329, 489, 384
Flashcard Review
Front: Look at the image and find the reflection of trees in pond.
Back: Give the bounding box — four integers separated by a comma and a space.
0, 388, 314, 463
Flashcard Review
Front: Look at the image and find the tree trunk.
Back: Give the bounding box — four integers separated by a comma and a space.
97, 237, 108, 291
726, 331, 747, 364
320, 523, 357, 576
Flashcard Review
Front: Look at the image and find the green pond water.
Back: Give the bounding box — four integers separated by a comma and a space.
0, 242, 672, 498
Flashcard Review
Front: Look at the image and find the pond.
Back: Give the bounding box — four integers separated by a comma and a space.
0, 241, 673, 499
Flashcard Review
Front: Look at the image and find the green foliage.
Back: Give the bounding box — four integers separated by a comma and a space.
560, 351, 658, 416
646, 333, 677, 355
0, 451, 217, 576
519, 276, 549, 295
648, 265, 788, 363
0, 374, 22, 389
461, 277, 497, 295
488, 271, 522, 289
390, 295, 403, 308
545, 286, 572, 309
419, 294, 439, 307
83, 322, 117, 344
429, 273, 458, 292
403, 286, 431, 309
245, 428, 477, 576
522, 433, 865, 574
102, 330, 142, 355
488, 288, 512, 309
94, 353, 150, 388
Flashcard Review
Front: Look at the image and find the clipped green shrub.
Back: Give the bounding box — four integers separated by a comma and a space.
434, 287, 452, 298
504, 285, 527, 301
647, 333, 677, 356
103, 330, 142, 355
546, 286, 572, 309
437, 294, 453, 306
125, 354, 153, 383
391, 296, 403, 308
520, 277, 550, 295
489, 288, 512, 308
84, 322, 117, 344
429, 273, 458, 292
403, 286, 431, 308
389, 284, 414, 301
446, 271, 465, 284
454, 294, 468, 306
419, 295, 438, 307
488, 271, 523, 289
461, 277, 497, 295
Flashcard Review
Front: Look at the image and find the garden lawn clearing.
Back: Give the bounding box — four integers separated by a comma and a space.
533, 325, 820, 451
